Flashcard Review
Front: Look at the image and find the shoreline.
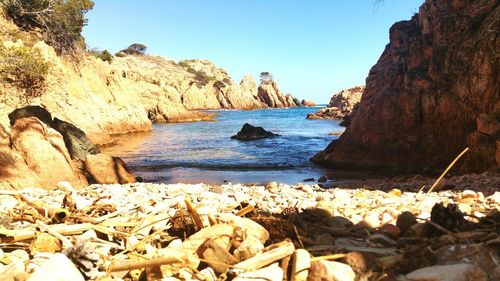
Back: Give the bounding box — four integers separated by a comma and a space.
1, 180, 498, 280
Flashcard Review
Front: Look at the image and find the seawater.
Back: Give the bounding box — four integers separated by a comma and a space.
101, 107, 345, 185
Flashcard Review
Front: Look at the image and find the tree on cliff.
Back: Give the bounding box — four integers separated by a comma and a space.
260, 72, 274, 83
1, 0, 94, 55
120, 43, 148, 56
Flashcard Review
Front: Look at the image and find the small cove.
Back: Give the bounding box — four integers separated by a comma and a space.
101, 107, 348, 185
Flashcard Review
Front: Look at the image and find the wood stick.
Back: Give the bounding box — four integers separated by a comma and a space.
235, 240, 295, 271
0, 223, 92, 242
108, 255, 187, 272
291, 249, 310, 281
235, 205, 254, 217
280, 254, 291, 281
310, 254, 347, 262
427, 147, 469, 193
185, 197, 204, 231
36, 220, 73, 248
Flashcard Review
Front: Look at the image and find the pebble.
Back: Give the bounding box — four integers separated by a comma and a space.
405, 264, 487, 281
363, 212, 381, 228
309, 260, 355, 281
318, 176, 327, 183
233, 263, 283, 281
461, 190, 477, 199
27, 253, 85, 281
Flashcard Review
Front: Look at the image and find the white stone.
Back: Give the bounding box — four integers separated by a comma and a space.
27, 253, 84, 281
233, 263, 283, 281
405, 264, 487, 281
308, 260, 355, 281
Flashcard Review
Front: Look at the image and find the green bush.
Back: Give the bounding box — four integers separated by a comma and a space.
119, 43, 147, 56
1, 0, 94, 55
88, 48, 113, 63
0, 45, 49, 100
177, 60, 215, 86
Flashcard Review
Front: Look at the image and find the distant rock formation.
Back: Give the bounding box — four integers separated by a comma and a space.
231, 123, 279, 141
257, 81, 298, 108
312, 0, 499, 173
307, 86, 364, 121
301, 99, 316, 107
0, 106, 135, 189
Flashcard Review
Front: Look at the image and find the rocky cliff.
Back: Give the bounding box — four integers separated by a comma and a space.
307, 86, 364, 121
312, 0, 499, 173
0, 13, 300, 146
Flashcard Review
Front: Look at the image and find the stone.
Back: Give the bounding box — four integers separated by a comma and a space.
27, 253, 85, 281
318, 176, 327, 183
311, 0, 500, 173
84, 153, 136, 184
257, 81, 297, 108
8, 105, 53, 127
233, 263, 283, 281
405, 264, 487, 281
363, 212, 381, 228
29, 233, 62, 255
308, 260, 356, 281
52, 118, 98, 160
231, 123, 279, 141
307, 86, 364, 120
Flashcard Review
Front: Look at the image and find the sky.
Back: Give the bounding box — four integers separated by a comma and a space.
82, 0, 423, 104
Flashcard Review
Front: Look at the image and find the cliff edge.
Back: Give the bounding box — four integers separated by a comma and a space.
312, 0, 499, 173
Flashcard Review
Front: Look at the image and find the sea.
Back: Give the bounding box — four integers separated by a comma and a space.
101, 106, 347, 185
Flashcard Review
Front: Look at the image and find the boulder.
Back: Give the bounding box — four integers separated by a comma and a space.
84, 153, 136, 184
312, 1, 500, 173
8, 105, 53, 127
231, 123, 279, 141
52, 118, 98, 160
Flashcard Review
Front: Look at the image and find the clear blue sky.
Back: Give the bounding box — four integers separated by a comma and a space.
82, 0, 423, 103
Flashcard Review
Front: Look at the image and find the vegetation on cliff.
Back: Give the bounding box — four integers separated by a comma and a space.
1, 0, 94, 55
0, 44, 48, 102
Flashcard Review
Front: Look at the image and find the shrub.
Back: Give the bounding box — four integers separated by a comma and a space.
0, 45, 49, 101
88, 48, 113, 63
213, 80, 226, 90
120, 43, 147, 56
1, 0, 95, 55
115, 51, 127, 57
177, 60, 215, 86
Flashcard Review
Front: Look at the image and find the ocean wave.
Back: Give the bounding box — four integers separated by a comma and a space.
131, 162, 303, 171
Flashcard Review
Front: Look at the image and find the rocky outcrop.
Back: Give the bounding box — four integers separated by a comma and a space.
0, 106, 135, 189
0, 13, 300, 146
257, 81, 298, 108
307, 86, 364, 120
231, 123, 279, 141
312, 0, 499, 173
300, 99, 316, 107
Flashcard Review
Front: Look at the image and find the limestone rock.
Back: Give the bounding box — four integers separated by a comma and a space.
84, 153, 136, 184
307, 86, 364, 120
231, 123, 279, 141
312, 1, 500, 173
405, 264, 487, 281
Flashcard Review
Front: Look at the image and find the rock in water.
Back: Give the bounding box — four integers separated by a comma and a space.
231, 123, 279, 141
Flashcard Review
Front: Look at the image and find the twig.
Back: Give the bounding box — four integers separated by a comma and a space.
427, 147, 469, 193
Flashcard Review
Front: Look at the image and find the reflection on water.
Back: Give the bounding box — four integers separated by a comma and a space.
101, 107, 346, 185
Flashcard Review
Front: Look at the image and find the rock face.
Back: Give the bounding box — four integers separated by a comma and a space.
0, 106, 135, 189
231, 123, 279, 141
312, 0, 499, 173
257, 81, 298, 108
307, 86, 364, 121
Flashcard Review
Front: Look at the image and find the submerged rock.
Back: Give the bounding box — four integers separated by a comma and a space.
231, 123, 279, 141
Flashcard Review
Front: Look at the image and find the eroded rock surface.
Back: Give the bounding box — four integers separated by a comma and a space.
307, 86, 364, 121
313, 0, 499, 173
231, 123, 279, 141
